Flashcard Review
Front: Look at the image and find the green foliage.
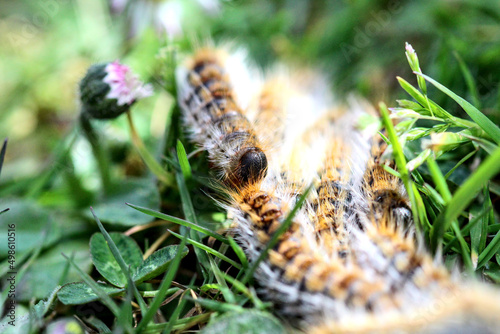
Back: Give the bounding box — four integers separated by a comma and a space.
90, 232, 144, 287
58, 282, 125, 305
1, 0, 499, 332
201, 310, 287, 334
87, 178, 160, 226
385, 44, 500, 275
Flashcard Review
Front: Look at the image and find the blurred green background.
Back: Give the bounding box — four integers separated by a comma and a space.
1, 0, 499, 184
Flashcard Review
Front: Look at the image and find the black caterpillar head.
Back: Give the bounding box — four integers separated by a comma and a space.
236, 147, 268, 185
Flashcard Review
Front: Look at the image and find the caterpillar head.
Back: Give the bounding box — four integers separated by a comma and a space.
234, 147, 268, 185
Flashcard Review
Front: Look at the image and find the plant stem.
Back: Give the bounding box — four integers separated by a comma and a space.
79, 111, 112, 195
126, 112, 174, 186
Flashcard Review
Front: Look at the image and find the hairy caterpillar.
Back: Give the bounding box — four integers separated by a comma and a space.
176, 48, 267, 186
177, 46, 500, 333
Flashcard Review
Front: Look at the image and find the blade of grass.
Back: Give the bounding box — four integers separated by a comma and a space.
84, 316, 112, 333
140, 288, 179, 298
416, 73, 500, 144
220, 271, 264, 309
228, 236, 248, 269
0, 138, 7, 177
427, 157, 472, 271
453, 51, 481, 109
477, 231, 500, 269
58, 252, 74, 285
117, 282, 134, 332
443, 205, 493, 253
142, 313, 211, 334
176, 141, 192, 181
397, 77, 477, 129
135, 232, 188, 333
90, 208, 148, 317
162, 276, 196, 334
473, 186, 491, 260
380, 103, 422, 230
431, 146, 500, 251
168, 229, 242, 270
175, 149, 211, 279
184, 296, 245, 313
444, 148, 478, 179
26, 126, 79, 198
460, 133, 497, 155
125, 203, 228, 244
396, 77, 450, 119
241, 184, 312, 285
382, 164, 401, 178
488, 224, 500, 234
207, 257, 236, 304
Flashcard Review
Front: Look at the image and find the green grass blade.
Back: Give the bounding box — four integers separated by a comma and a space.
426, 157, 452, 201
207, 257, 237, 304
140, 288, 179, 298
58, 252, 74, 285
126, 203, 228, 244
168, 229, 242, 270
444, 148, 477, 179
396, 77, 450, 119
220, 271, 264, 309
427, 157, 472, 271
227, 236, 248, 269
176, 140, 192, 181
117, 284, 133, 333
380, 103, 422, 230
476, 186, 490, 247
135, 233, 188, 333
184, 296, 245, 313
477, 230, 500, 269
175, 151, 211, 279
162, 276, 196, 334
417, 73, 500, 144
142, 314, 211, 334
443, 205, 493, 253
431, 146, 500, 251
453, 51, 481, 109
0, 138, 7, 177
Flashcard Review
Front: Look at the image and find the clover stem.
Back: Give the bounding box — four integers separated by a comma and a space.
126, 111, 174, 186
79, 111, 112, 195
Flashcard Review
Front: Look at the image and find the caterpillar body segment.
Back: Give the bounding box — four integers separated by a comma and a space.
177, 46, 500, 333
252, 79, 289, 149
227, 182, 392, 321
177, 48, 268, 187
360, 135, 411, 227
309, 284, 500, 334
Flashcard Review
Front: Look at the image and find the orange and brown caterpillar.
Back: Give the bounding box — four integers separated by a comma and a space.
177, 48, 267, 186
177, 47, 500, 333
